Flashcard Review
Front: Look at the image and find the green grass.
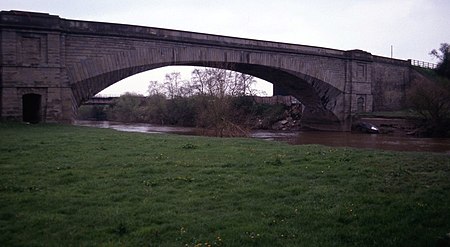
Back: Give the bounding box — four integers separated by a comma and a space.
0, 123, 449, 246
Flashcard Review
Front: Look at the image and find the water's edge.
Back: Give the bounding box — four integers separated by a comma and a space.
74, 120, 450, 154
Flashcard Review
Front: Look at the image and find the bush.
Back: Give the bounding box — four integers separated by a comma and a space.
408, 74, 450, 137
108, 93, 146, 122
77, 105, 108, 121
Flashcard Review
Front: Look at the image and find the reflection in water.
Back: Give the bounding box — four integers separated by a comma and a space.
75, 121, 450, 154
77, 121, 197, 135
252, 130, 450, 153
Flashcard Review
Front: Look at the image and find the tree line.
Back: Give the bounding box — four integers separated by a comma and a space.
407, 43, 450, 137
78, 67, 289, 137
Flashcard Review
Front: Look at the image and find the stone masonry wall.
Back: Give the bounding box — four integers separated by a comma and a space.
371, 57, 410, 111
0, 28, 72, 122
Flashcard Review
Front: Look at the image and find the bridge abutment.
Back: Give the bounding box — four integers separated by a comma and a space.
0, 11, 75, 123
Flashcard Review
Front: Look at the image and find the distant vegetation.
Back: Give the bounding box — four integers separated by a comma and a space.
78, 94, 289, 136
407, 43, 450, 137
78, 67, 297, 136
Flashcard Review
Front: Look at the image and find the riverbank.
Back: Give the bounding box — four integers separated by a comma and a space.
1, 123, 449, 246
75, 120, 450, 153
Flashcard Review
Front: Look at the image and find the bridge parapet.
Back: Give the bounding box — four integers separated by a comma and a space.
345, 50, 373, 61
0, 11, 60, 30
1, 10, 347, 59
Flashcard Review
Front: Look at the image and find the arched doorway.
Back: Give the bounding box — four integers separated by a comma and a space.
22, 93, 41, 123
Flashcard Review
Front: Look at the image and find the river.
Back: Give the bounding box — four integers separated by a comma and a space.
74, 120, 450, 154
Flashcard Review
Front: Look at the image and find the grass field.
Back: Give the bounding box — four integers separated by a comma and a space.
0, 123, 449, 246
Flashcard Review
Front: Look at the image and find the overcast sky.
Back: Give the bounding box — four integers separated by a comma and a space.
3, 0, 450, 96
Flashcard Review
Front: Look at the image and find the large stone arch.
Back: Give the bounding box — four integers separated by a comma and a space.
68, 47, 344, 130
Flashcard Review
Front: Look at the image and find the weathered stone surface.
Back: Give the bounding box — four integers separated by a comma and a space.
0, 11, 413, 130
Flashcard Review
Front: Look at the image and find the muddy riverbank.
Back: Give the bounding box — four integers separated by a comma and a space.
74, 120, 450, 153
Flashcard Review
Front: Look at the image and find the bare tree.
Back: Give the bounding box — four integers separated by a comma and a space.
191, 68, 208, 95
189, 66, 257, 136
190, 66, 256, 97
430, 43, 449, 61
147, 80, 161, 96
430, 43, 450, 78
230, 72, 257, 96
163, 72, 182, 99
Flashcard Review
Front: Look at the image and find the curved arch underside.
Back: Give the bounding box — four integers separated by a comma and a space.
69, 48, 346, 130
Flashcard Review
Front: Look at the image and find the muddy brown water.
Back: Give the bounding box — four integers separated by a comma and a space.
75, 121, 450, 154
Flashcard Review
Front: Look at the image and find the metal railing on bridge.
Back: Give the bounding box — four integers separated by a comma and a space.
409, 59, 437, 69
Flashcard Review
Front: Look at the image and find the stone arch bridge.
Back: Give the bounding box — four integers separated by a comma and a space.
1, 11, 418, 130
